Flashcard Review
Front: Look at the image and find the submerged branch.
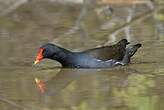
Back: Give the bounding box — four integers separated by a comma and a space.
110, 10, 154, 35
98, 9, 155, 45
0, 96, 26, 109
0, 95, 43, 110
64, 0, 88, 35
0, 0, 28, 16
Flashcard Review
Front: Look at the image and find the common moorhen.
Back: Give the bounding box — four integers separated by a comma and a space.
84, 39, 129, 61
34, 39, 141, 68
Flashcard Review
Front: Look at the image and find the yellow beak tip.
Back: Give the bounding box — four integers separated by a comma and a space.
35, 78, 39, 83
34, 60, 39, 64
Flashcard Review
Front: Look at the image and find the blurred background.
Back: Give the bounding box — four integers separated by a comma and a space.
0, 0, 164, 110
0, 0, 163, 66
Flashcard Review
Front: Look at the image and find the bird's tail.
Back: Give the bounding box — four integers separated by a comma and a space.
120, 43, 142, 65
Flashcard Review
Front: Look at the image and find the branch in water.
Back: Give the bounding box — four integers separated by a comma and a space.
0, 95, 43, 110
0, 95, 26, 109
0, 0, 28, 16
64, 0, 88, 35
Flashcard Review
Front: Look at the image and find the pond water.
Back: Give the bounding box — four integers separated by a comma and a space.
0, 1, 164, 110
0, 40, 164, 110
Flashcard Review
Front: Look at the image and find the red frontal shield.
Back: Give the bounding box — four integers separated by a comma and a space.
34, 48, 44, 64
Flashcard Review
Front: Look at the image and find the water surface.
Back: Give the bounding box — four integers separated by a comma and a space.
0, 40, 164, 110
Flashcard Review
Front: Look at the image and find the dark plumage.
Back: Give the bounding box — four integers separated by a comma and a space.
84, 39, 129, 61
34, 39, 141, 68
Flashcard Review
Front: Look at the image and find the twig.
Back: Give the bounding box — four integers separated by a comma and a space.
95, 9, 154, 45
0, 96, 26, 109
64, 0, 88, 35
125, 6, 136, 41
110, 10, 154, 36
0, 0, 28, 16
0, 95, 42, 110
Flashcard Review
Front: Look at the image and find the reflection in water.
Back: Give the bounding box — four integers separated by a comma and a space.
38, 68, 131, 108
39, 68, 158, 110
0, 1, 163, 109
0, 41, 163, 110
0, 60, 164, 110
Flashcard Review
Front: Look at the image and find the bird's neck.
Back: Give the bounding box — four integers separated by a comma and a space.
51, 46, 73, 66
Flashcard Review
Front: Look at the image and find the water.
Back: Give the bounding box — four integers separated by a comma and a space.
0, 1, 164, 110
0, 40, 163, 110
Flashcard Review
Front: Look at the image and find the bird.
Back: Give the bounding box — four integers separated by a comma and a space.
34, 39, 141, 68
83, 39, 129, 61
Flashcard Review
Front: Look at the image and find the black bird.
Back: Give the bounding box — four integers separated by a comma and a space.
34, 39, 141, 68
84, 39, 129, 61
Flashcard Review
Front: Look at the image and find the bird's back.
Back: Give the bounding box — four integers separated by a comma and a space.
82, 39, 128, 61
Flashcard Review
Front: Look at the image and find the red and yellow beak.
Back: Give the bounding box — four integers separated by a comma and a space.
34, 48, 44, 64
35, 77, 46, 94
